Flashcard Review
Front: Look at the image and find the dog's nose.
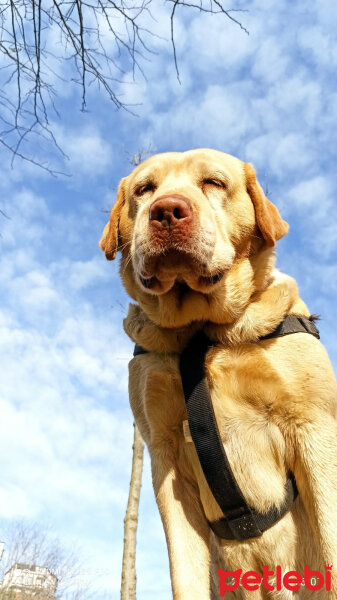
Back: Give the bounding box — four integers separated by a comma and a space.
149, 196, 192, 228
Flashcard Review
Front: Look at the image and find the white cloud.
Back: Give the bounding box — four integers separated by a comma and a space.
298, 26, 337, 68
283, 176, 337, 259
0, 184, 137, 597
252, 37, 290, 84
1, 2, 337, 598
269, 133, 315, 176
54, 258, 110, 291
55, 126, 113, 177
288, 176, 332, 211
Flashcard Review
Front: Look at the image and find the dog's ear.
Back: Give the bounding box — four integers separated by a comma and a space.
244, 163, 289, 247
99, 178, 126, 260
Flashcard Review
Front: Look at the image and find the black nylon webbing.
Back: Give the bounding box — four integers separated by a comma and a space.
210, 474, 297, 539
179, 330, 264, 539
133, 315, 320, 540
259, 315, 320, 341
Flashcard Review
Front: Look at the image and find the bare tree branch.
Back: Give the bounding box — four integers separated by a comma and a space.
0, 521, 89, 599
168, 0, 248, 81
0, 0, 247, 174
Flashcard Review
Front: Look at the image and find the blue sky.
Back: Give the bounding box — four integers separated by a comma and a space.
0, 1, 336, 598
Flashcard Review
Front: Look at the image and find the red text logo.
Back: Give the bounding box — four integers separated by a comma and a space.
218, 565, 332, 595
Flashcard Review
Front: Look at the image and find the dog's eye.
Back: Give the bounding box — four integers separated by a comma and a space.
135, 182, 156, 196
202, 178, 226, 189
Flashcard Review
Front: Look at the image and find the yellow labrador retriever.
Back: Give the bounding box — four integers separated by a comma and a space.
100, 149, 337, 599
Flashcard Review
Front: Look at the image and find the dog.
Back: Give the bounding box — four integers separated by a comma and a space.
100, 149, 337, 599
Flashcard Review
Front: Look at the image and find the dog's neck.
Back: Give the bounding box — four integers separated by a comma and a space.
123, 251, 310, 353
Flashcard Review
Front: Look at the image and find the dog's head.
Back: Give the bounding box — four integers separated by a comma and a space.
100, 149, 288, 327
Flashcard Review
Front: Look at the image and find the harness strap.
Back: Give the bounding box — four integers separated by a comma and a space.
259, 314, 320, 341
133, 315, 320, 541
179, 329, 265, 540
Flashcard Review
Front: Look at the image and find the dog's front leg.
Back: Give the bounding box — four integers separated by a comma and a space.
151, 453, 212, 599
289, 414, 337, 595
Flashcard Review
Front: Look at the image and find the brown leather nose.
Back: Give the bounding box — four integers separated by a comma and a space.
149, 196, 192, 227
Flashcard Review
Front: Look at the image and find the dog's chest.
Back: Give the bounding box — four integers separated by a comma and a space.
129, 344, 287, 519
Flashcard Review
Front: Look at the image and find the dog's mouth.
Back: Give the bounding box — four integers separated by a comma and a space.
139, 275, 156, 289
198, 271, 224, 286
135, 245, 230, 296
139, 270, 225, 292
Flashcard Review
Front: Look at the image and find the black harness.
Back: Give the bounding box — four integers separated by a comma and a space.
133, 315, 320, 541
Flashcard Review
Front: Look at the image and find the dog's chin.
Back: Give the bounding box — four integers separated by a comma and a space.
137, 269, 226, 296
134, 246, 231, 296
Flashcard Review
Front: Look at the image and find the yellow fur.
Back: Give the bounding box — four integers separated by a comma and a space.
101, 149, 337, 599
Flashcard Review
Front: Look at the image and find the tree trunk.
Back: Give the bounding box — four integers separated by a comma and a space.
120, 423, 144, 600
